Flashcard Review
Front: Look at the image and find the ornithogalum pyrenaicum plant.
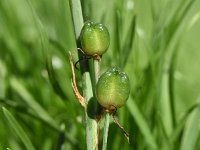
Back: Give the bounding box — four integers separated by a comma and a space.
1, 0, 198, 150
69, 0, 130, 149
69, 14, 111, 150
69, 18, 130, 150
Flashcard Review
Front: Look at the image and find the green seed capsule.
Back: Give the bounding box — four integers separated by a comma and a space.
80, 21, 110, 56
95, 67, 130, 110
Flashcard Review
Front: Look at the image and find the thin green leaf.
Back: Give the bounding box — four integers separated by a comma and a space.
46, 58, 69, 100
0, 98, 59, 131
10, 77, 59, 129
165, 0, 196, 46
114, 10, 122, 66
127, 98, 158, 149
156, 113, 173, 149
2, 107, 36, 150
0, 60, 7, 98
24, 0, 68, 101
170, 102, 199, 144
168, 42, 181, 128
0, 98, 78, 147
180, 104, 200, 150
122, 16, 136, 68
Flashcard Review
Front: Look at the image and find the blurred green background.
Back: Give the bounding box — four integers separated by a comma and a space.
0, 0, 200, 149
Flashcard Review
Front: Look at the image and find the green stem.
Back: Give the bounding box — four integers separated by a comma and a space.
89, 58, 100, 115
69, 0, 98, 149
69, 0, 84, 39
94, 59, 100, 83
102, 113, 110, 150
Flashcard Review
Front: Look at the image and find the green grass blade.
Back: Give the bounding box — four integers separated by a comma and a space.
24, 0, 69, 103
0, 98, 78, 147
180, 104, 200, 150
10, 77, 59, 129
24, 0, 67, 101
0, 60, 7, 98
113, 10, 122, 66
170, 102, 199, 145
168, 43, 180, 128
0, 98, 60, 132
46, 59, 69, 100
2, 107, 36, 150
122, 16, 136, 69
127, 98, 157, 149
165, 0, 196, 46
156, 113, 173, 149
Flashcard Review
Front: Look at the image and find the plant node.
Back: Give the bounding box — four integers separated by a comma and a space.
74, 48, 101, 70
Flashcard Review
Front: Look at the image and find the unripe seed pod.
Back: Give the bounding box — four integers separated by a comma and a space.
95, 67, 130, 110
80, 21, 110, 56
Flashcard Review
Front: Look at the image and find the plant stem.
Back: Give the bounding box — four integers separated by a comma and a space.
102, 113, 110, 150
94, 59, 100, 82
69, 0, 98, 149
69, 0, 84, 39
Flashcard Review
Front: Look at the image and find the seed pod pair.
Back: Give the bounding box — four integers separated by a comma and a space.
80, 21, 130, 110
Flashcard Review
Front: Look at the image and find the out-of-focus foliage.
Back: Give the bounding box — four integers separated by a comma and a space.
0, 0, 200, 149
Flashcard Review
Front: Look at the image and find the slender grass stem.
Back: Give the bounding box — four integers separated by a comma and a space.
69, 0, 84, 39
94, 59, 100, 82
169, 47, 178, 128
102, 113, 110, 150
69, 0, 98, 149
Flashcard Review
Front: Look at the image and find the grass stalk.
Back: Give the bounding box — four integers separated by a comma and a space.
93, 60, 100, 82
102, 113, 110, 150
69, 0, 98, 149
